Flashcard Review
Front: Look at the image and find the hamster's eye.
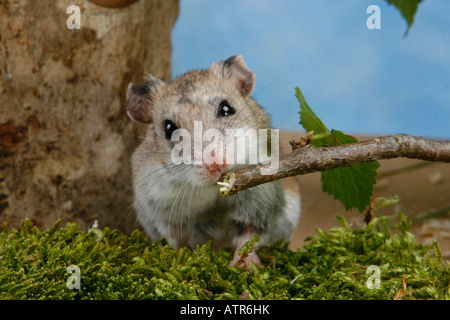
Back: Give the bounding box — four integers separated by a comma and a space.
218, 100, 235, 117
164, 120, 178, 139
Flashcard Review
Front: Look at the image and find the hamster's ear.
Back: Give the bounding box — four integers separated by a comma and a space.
220, 55, 256, 97
126, 75, 164, 123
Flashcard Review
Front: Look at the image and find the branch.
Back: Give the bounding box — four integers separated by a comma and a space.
218, 134, 450, 196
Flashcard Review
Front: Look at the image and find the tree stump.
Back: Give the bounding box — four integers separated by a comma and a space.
0, 0, 179, 232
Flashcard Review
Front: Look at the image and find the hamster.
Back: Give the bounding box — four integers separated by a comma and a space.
126, 55, 301, 268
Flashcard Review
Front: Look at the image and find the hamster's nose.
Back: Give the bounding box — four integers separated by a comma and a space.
203, 161, 227, 175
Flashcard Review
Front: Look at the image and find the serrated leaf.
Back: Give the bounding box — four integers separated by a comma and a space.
328, 129, 358, 145
386, 0, 423, 34
296, 87, 358, 147
321, 162, 381, 212
296, 86, 328, 137
296, 86, 380, 212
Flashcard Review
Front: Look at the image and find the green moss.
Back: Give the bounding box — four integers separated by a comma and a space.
0, 213, 448, 300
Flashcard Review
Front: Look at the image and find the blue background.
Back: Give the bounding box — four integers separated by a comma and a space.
171, 0, 449, 139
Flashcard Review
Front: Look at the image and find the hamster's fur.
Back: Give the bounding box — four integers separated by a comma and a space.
126, 55, 301, 268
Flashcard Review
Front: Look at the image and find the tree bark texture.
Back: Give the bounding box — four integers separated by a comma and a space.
219, 134, 450, 196
0, 0, 179, 232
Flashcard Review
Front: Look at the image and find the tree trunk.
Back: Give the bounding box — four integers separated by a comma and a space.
0, 0, 179, 232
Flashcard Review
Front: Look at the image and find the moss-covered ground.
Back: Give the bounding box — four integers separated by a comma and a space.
0, 213, 448, 300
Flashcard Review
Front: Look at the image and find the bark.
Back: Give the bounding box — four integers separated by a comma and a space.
218, 134, 450, 196
0, 0, 179, 232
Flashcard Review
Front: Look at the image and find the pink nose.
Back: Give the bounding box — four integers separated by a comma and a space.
203, 161, 227, 174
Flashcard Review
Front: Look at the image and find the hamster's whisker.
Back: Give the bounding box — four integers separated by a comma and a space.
166, 177, 190, 242
133, 165, 190, 235
123, 133, 151, 141
134, 162, 183, 188
251, 70, 297, 98
178, 178, 193, 244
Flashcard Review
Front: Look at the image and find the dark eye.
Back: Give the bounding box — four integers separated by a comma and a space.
218, 100, 235, 117
164, 120, 178, 139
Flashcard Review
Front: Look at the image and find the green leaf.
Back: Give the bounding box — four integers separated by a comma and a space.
296, 86, 380, 212
296, 87, 358, 147
297, 86, 328, 138
386, 0, 423, 34
321, 162, 381, 212
327, 129, 358, 145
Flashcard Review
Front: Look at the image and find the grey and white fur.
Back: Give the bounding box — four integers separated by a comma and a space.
126, 55, 301, 268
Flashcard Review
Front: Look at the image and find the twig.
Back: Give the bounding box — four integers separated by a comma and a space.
393, 276, 408, 300
289, 130, 314, 150
411, 206, 450, 223
218, 134, 450, 196
377, 161, 434, 177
